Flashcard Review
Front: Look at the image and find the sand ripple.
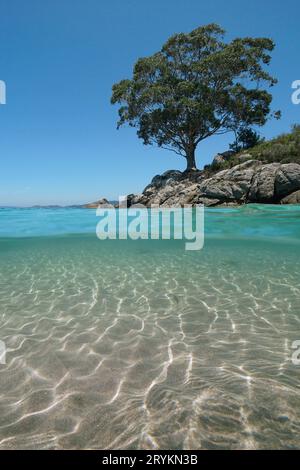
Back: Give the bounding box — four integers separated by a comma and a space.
0, 237, 300, 449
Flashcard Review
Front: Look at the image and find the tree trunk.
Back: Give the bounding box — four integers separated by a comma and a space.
185, 148, 197, 171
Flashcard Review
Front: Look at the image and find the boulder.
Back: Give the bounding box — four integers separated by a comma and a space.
198, 160, 261, 202
280, 190, 300, 204
130, 169, 205, 207
212, 154, 226, 166
275, 164, 300, 198
150, 170, 183, 188
248, 163, 280, 203
211, 150, 252, 165
212, 150, 235, 166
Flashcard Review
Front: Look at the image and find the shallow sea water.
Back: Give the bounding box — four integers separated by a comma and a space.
0, 206, 300, 449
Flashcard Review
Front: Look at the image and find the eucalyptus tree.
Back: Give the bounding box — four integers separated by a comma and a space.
111, 24, 279, 170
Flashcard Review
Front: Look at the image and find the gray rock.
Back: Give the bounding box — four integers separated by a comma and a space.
128, 159, 300, 207
150, 170, 182, 188
87, 160, 300, 208
248, 163, 281, 203
280, 190, 300, 204
275, 164, 300, 198
212, 154, 226, 166
199, 160, 261, 202
212, 150, 235, 166
197, 197, 221, 207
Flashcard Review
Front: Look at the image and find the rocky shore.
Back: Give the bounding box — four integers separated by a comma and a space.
84, 157, 300, 208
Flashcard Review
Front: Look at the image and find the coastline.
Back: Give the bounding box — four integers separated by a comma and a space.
84, 159, 300, 209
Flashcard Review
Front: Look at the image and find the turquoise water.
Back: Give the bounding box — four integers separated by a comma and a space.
0, 206, 300, 449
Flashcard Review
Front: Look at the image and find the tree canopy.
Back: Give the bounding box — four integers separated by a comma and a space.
229, 127, 265, 153
111, 24, 280, 171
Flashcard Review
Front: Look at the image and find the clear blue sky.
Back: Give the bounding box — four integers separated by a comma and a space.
0, 0, 299, 206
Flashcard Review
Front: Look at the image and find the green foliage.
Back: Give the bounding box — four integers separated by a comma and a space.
246, 124, 300, 164
111, 23, 279, 170
229, 127, 264, 153
204, 125, 300, 175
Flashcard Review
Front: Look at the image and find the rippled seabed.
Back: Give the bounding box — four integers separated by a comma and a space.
0, 206, 300, 449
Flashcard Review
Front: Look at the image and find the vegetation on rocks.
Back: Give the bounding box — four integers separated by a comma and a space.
244, 124, 300, 164
86, 126, 300, 208
205, 125, 300, 174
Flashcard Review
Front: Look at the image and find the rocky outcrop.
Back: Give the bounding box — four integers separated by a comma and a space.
199, 160, 261, 203
128, 170, 206, 207
83, 198, 111, 209
127, 160, 300, 207
212, 150, 235, 166
87, 160, 300, 208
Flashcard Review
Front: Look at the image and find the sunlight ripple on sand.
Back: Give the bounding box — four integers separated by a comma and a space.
0, 236, 300, 449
